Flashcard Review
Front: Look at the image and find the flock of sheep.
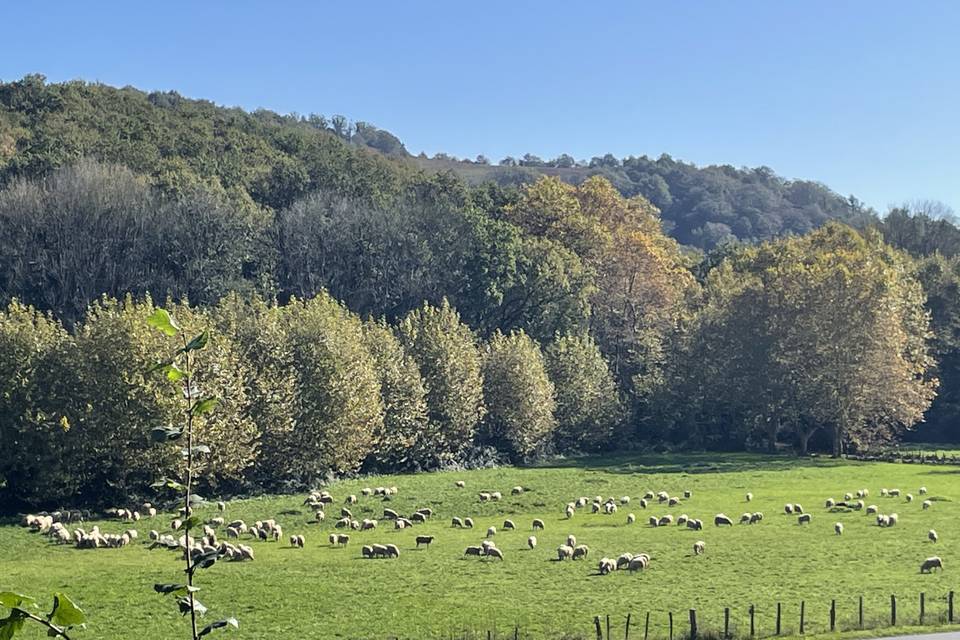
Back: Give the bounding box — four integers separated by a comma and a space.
18, 479, 946, 578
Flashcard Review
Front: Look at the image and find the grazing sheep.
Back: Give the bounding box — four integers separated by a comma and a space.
906, 494, 914, 503
644, 491, 655, 500
334, 534, 350, 547
566, 534, 577, 548
677, 514, 689, 526
335, 517, 351, 529
394, 520, 407, 530
416, 508, 434, 519
881, 488, 888, 496
172, 518, 183, 531
825, 498, 835, 508
616, 553, 634, 570
668, 497, 681, 507
714, 514, 733, 527
604, 503, 619, 515
370, 543, 389, 557
149, 530, 160, 541
572, 544, 590, 560
565, 506, 575, 519
503, 519, 516, 530
314, 510, 325, 523
557, 545, 574, 561
929, 529, 939, 543
410, 513, 426, 524
923, 500, 933, 510
798, 514, 812, 525
346, 494, 358, 504
415, 535, 434, 548
921, 556, 944, 573
627, 513, 636, 525
599, 557, 617, 575
486, 547, 504, 561
649, 516, 659, 527
794, 504, 804, 514
620, 496, 631, 505
866, 505, 878, 515
684, 490, 692, 499
456, 480, 466, 488
383, 508, 399, 520
481, 540, 496, 553
844, 492, 853, 501
591, 502, 601, 514
341, 507, 353, 519
486, 526, 497, 538
640, 498, 648, 509
746, 492, 753, 502
628, 555, 649, 572
362, 545, 374, 558
361, 519, 377, 531
853, 500, 864, 511
919, 486, 928, 495
464, 518, 474, 529
878, 515, 890, 527
834, 523, 843, 535
739, 513, 752, 524
658, 515, 674, 526
889, 489, 901, 497
464, 546, 483, 556
385, 544, 400, 558
657, 491, 669, 503
784, 504, 794, 515
888, 513, 898, 527
452, 517, 464, 528
750, 512, 763, 524
528, 536, 537, 549
511, 486, 524, 495
532, 519, 545, 531
490, 492, 502, 501
290, 535, 305, 548
693, 540, 705, 555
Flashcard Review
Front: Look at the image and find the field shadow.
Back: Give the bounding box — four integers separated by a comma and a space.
529, 452, 854, 476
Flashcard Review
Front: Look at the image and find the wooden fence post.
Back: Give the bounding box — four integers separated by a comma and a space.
891, 595, 897, 626
594, 616, 603, 640
626, 613, 632, 640
749, 605, 755, 637
724, 607, 730, 639
830, 599, 836, 632
488, 630, 492, 640
800, 601, 805, 634
644, 613, 650, 640
668, 612, 673, 640
920, 593, 925, 624
514, 625, 519, 640
950, 591, 955, 623
606, 615, 611, 640
776, 603, 782, 635
689, 609, 697, 640
859, 596, 864, 629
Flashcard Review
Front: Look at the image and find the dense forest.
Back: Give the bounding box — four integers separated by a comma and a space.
0, 75, 958, 508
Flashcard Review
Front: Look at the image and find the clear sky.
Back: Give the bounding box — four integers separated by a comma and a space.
3, 1, 959, 212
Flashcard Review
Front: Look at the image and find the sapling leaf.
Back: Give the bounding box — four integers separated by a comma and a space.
147, 309, 180, 336
198, 617, 239, 637
48, 593, 86, 627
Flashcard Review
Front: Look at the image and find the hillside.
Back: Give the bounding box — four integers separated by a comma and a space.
0, 75, 873, 250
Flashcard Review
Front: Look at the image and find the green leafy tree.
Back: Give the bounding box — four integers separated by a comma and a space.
0, 590, 88, 639
544, 334, 623, 452
397, 300, 484, 464
479, 331, 556, 459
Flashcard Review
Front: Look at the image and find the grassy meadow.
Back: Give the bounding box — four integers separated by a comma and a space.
3, 453, 960, 640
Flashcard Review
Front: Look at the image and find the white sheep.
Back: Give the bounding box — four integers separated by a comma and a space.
658, 515, 674, 526
620, 496, 631, 505
486, 526, 496, 538
566, 534, 577, 548
532, 519, 545, 530
557, 544, 574, 561
906, 493, 914, 503
598, 557, 617, 575
929, 529, 938, 543
627, 513, 636, 525
572, 544, 590, 560
919, 486, 928, 495
825, 498, 835, 508
503, 519, 516, 530
784, 504, 794, 514
693, 540, 705, 555
668, 497, 680, 507
528, 536, 537, 549
835, 522, 843, 535
565, 505, 575, 519
739, 512, 752, 524
798, 514, 812, 525
866, 504, 878, 515
511, 486, 524, 495
640, 498, 648, 509
920, 556, 943, 573
684, 490, 692, 499
746, 492, 753, 502
923, 500, 933, 510
889, 489, 901, 497
628, 555, 649, 571
455, 480, 466, 488
844, 492, 853, 501
485, 547, 504, 561
649, 516, 659, 527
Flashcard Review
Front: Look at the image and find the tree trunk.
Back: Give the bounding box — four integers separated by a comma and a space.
831, 422, 843, 458
799, 427, 819, 455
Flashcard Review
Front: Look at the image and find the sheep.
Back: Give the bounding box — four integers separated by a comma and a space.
648, 516, 659, 527
794, 504, 804, 514
208, 517, 224, 528
888, 513, 899, 527
604, 502, 619, 515
906, 493, 914, 503
314, 510, 326, 523
490, 492, 502, 501
750, 512, 764, 524
572, 544, 590, 560
217, 501, 226, 512
361, 519, 377, 531
627, 513, 636, 525
503, 519, 516, 530
226, 527, 240, 539
237, 544, 255, 561
878, 515, 890, 527
149, 529, 160, 541
784, 504, 794, 514
481, 540, 497, 553
335, 517, 351, 529
383, 508, 399, 520
452, 517, 464, 528
881, 488, 888, 496
455, 480, 466, 488
835, 522, 843, 535
330, 533, 349, 547
557, 545, 574, 561
620, 496, 631, 505
203, 524, 216, 539
172, 518, 183, 531
577, 497, 589, 507
464, 546, 483, 556
486, 547, 504, 561
657, 491, 669, 503
272, 525, 283, 542
628, 555, 649, 572
919, 486, 928, 495
798, 514, 812, 525
853, 500, 864, 511
591, 502, 602, 514
416, 536, 435, 549
644, 491, 655, 500
920, 557, 944, 573
370, 543, 389, 557
565, 505, 575, 519
464, 518, 474, 529
684, 490, 693, 499
739, 513, 752, 524
825, 498, 836, 508
566, 534, 577, 548
866, 504, 878, 515
746, 492, 753, 502
362, 545, 374, 558
361, 487, 373, 496
640, 498, 648, 509
929, 529, 939, 543
527, 536, 537, 549
346, 494, 358, 505
394, 519, 407, 530
889, 489, 901, 497
410, 513, 427, 524
693, 540, 705, 555
599, 557, 617, 575
844, 492, 853, 501
340, 507, 353, 519
714, 514, 733, 527
616, 553, 634, 570
923, 500, 933, 510
511, 486, 524, 495
658, 515, 674, 526
486, 526, 497, 538
668, 497, 681, 507
689, 518, 704, 531
290, 534, 305, 548
532, 519, 545, 531
416, 508, 434, 518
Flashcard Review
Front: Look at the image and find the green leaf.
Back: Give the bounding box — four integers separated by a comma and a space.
48, 593, 85, 627
147, 309, 180, 337
177, 597, 206, 617
177, 515, 202, 531
191, 549, 219, 570
150, 426, 183, 443
180, 445, 211, 458
191, 398, 218, 416
153, 584, 199, 597
165, 364, 185, 382
0, 593, 36, 610
182, 332, 209, 353
198, 617, 239, 637
146, 359, 174, 375
0, 611, 26, 640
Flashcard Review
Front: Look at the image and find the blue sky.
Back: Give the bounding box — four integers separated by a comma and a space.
3, 1, 959, 212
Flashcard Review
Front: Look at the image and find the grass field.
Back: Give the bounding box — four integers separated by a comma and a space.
3, 453, 960, 640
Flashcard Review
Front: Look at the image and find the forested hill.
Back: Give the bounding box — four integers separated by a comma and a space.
0, 75, 871, 249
